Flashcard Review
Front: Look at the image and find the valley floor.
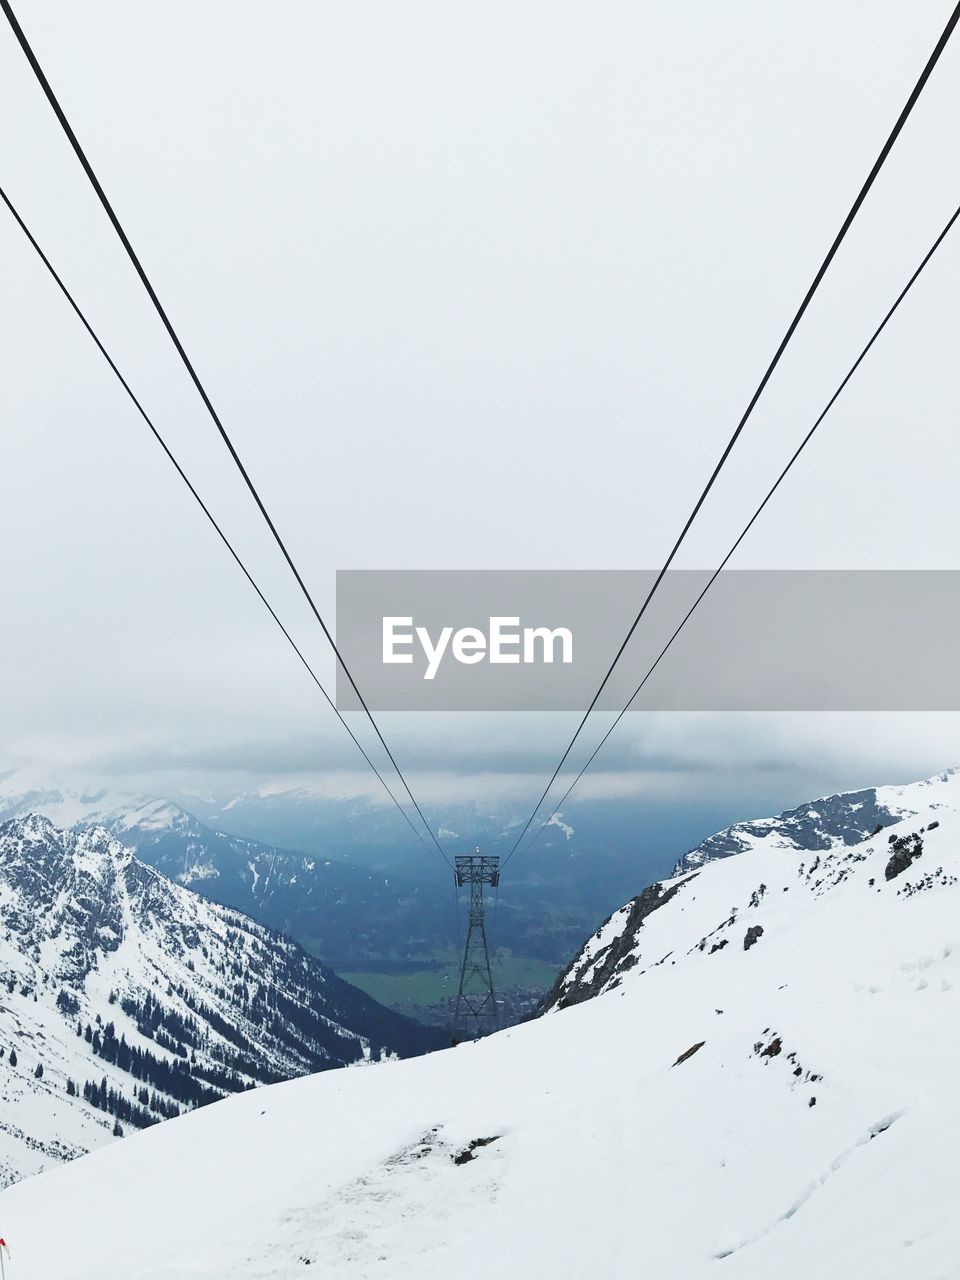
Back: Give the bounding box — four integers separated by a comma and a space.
341, 956, 558, 1028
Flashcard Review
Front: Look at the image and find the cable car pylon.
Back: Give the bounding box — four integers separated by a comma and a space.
452, 849, 499, 1043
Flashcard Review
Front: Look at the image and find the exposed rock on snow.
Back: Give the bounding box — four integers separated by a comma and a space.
672, 1040, 705, 1067
884, 832, 923, 881
452, 1135, 499, 1165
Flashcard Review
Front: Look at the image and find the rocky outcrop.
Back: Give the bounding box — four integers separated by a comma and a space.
885, 832, 924, 882
539, 875, 696, 1012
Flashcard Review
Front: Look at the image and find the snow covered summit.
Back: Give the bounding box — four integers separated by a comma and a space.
2, 768, 959, 1277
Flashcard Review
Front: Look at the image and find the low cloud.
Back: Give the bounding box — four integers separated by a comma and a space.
9, 710, 956, 820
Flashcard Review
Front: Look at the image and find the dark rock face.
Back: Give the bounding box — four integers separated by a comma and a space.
884, 833, 924, 882
743, 925, 765, 951
673, 788, 899, 876
539, 875, 696, 1013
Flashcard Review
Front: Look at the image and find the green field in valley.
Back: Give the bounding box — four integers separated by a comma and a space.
342, 955, 559, 1008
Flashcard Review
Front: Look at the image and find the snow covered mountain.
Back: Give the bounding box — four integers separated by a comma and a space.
0, 814, 440, 1188
548, 768, 959, 1012
2, 767, 959, 1277
0, 771, 453, 968
668, 769, 958, 877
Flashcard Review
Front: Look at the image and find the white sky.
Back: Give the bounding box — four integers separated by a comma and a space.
1, 0, 958, 811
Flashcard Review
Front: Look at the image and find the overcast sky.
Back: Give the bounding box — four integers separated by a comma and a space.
1, 1, 959, 820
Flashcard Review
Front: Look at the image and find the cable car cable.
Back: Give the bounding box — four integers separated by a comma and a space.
502, 2, 960, 863
0, 182, 452, 871
502, 196, 960, 870
1, 0, 449, 866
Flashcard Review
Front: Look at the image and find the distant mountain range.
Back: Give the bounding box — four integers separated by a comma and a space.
0, 813, 441, 1187
0, 770, 683, 968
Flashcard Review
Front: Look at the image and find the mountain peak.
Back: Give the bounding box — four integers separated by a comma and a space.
0, 812, 134, 891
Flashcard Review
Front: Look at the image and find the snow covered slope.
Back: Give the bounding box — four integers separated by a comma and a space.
2, 771, 960, 1278
670, 766, 958, 875
0, 815, 439, 1188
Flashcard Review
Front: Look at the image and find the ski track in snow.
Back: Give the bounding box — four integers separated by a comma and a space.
716, 1110, 907, 1260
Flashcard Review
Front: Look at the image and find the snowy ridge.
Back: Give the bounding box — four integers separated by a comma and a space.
670, 767, 958, 875
2, 769, 960, 1276
0, 815, 438, 1188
